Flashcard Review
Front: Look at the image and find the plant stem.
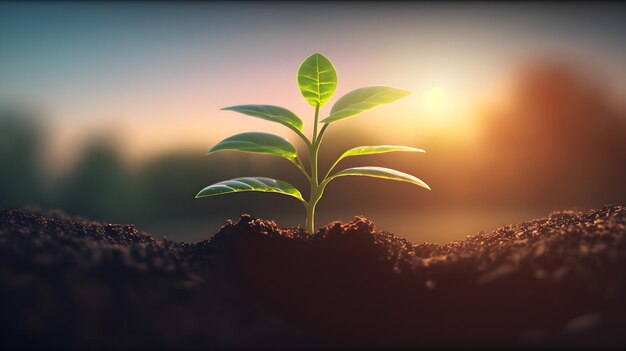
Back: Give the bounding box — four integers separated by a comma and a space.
305, 182, 325, 233
312, 104, 320, 145
306, 105, 321, 234
305, 199, 316, 235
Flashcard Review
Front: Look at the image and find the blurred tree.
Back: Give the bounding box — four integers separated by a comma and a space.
0, 109, 45, 208
478, 59, 626, 208
134, 151, 216, 219
133, 151, 307, 220
55, 136, 133, 221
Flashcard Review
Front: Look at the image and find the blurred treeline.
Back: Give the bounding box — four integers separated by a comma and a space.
1, 59, 625, 231
0, 110, 310, 223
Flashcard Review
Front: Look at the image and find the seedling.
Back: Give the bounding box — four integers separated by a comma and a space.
196, 53, 430, 234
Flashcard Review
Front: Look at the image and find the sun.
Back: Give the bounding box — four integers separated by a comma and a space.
424, 87, 446, 111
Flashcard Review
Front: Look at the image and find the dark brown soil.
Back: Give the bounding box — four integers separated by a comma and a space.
1, 206, 625, 349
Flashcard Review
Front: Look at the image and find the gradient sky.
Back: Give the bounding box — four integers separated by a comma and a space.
1, 1, 625, 172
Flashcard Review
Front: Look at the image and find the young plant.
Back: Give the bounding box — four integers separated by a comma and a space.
196, 53, 430, 234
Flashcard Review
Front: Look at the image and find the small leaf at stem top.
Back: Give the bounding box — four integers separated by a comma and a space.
297, 53, 337, 108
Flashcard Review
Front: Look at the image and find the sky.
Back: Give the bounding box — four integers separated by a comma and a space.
1, 1, 625, 172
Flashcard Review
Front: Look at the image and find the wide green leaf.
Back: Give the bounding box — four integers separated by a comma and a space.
297, 53, 337, 107
208, 132, 298, 161
196, 177, 304, 201
221, 105, 304, 132
325, 166, 431, 190
321, 86, 412, 123
325, 145, 426, 177
337, 145, 425, 162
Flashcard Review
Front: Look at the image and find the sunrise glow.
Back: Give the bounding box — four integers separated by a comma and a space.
424, 87, 446, 112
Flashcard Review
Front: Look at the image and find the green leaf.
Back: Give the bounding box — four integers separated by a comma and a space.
196, 177, 304, 201
326, 166, 431, 190
221, 105, 304, 132
337, 145, 425, 162
325, 145, 426, 178
321, 86, 413, 123
208, 132, 298, 161
297, 53, 337, 107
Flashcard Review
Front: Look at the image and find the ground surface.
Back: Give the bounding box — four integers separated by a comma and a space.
1, 206, 625, 348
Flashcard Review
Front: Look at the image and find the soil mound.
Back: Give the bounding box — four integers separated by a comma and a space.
1, 206, 625, 348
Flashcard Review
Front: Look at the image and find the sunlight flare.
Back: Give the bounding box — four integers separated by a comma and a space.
424, 87, 446, 111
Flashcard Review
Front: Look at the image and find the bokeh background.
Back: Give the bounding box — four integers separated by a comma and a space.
1, 2, 625, 243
